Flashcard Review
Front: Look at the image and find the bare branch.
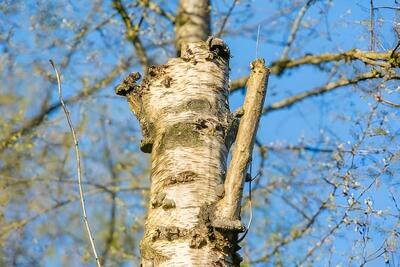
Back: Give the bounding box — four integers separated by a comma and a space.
262, 69, 399, 114
216, 0, 239, 37
374, 94, 400, 108
229, 49, 397, 92
112, 0, 150, 70
373, 6, 400, 10
138, 0, 175, 23
229, 76, 248, 92
49, 60, 102, 267
370, 0, 375, 50
280, 0, 316, 60
215, 59, 269, 226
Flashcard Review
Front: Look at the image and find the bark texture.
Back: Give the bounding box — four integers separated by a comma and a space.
175, 0, 211, 54
118, 38, 240, 266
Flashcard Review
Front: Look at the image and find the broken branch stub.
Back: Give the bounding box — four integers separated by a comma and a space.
214, 59, 269, 229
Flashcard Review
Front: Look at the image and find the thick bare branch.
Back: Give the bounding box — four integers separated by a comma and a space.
215, 59, 269, 226
263, 69, 399, 114
230, 49, 399, 92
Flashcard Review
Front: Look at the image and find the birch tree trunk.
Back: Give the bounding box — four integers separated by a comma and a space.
115, 1, 268, 266
117, 37, 239, 266
116, 40, 268, 266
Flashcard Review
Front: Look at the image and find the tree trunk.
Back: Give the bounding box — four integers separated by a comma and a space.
114, 1, 268, 265
118, 37, 240, 266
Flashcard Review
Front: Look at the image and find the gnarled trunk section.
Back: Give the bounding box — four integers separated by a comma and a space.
117, 38, 238, 266
116, 37, 268, 266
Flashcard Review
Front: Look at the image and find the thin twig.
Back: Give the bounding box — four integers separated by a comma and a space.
280, 0, 317, 59
138, 0, 175, 23
370, 0, 375, 50
238, 160, 260, 242
374, 94, 400, 108
112, 0, 150, 70
49, 60, 102, 267
373, 6, 400, 10
216, 0, 239, 37
390, 40, 400, 58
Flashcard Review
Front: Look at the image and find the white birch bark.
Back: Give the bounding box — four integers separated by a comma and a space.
117, 38, 241, 266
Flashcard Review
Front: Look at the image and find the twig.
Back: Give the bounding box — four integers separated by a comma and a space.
112, 0, 150, 70
138, 0, 175, 23
280, 0, 317, 60
238, 159, 263, 243
390, 40, 400, 58
49, 60, 102, 267
373, 6, 400, 10
370, 0, 375, 50
374, 94, 400, 108
262, 69, 387, 114
216, 0, 239, 37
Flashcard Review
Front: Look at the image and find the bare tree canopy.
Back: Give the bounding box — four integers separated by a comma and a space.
0, 0, 399, 266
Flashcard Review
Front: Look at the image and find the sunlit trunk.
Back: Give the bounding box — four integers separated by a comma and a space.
117, 37, 241, 266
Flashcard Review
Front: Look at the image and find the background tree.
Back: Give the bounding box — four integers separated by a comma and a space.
0, 0, 399, 266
